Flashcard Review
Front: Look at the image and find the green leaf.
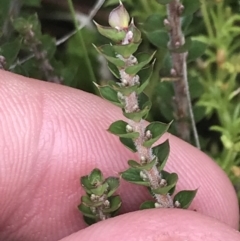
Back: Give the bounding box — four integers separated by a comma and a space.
119, 137, 137, 152
128, 21, 142, 42
23, 0, 41, 7
106, 177, 120, 197
0, 38, 22, 66
94, 22, 126, 42
140, 200, 155, 210
93, 44, 125, 68
136, 64, 154, 94
81, 195, 103, 207
152, 172, 178, 195
103, 195, 122, 213
121, 168, 150, 186
110, 81, 139, 96
152, 140, 170, 171
187, 40, 207, 62
173, 189, 197, 209
81, 176, 92, 192
108, 120, 139, 138
78, 203, 96, 218
145, 30, 169, 49
125, 52, 156, 75
128, 158, 157, 171
83, 216, 96, 226
96, 84, 123, 107
170, 38, 192, 53
108, 62, 120, 78
89, 168, 104, 185
143, 121, 171, 148
157, 0, 173, 4
113, 41, 141, 58
143, 14, 165, 33
182, 0, 201, 16
90, 182, 109, 196
181, 15, 193, 33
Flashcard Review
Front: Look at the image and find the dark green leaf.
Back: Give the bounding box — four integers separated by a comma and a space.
119, 137, 137, 152
125, 52, 156, 75
187, 40, 207, 62
152, 172, 178, 195
103, 195, 122, 213
145, 30, 169, 49
90, 182, 109, 196
140, 200, 155, 210
94, 44, 125, 68
96, 84, 123, 107
83, 216, 96, 225
108, 120, 139, 138
173, 189, 197, 209
23, 0, 41, 7
136, 64, 154, 94
0, 38, 22, 66
182, 0, 201, 16
81, 176, 92, 192
94, 22, 126, 42
78, 203, 96, 218
128, 158, 157, 171
81, 195, 103, 207
143, 121, 171, 148
143, 14, 165, 32
128, 22, 142, 42
181, 15, 193, 33
108, 62, 120, 78
110, 82, 139, 96
106, 177, 120, 197
121, 168, 150, 186
153, 140, 170, 171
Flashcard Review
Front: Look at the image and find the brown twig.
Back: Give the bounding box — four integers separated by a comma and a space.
166, 0, 200, 148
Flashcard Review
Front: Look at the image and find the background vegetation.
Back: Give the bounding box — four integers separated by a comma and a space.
0, 0, 239, 213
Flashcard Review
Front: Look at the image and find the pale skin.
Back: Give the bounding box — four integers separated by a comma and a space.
0, 70, 239, 241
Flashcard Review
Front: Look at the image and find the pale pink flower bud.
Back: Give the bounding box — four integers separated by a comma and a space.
108, 1, 130, 29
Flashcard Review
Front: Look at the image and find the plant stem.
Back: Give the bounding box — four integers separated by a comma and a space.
166, 0, 200, 149
67, 0, 97, 84
119, 33, 173, 208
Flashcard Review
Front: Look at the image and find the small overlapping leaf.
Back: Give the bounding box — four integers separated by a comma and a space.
78, 203, 96, 219
125, 52, 156, 75
93, 44, 125, 68
108, 62, 120, 78
152, 140, 170, 171
173, 189, 197, 209
140, 200, 155, 210
95, 84, 123, 107
89, 168, 104, 185
145, 30, 169, 49
106, 177, 120, 197
81, 195, 103, 207
152, 172, 178, 195
90, 182, 109, 196
121, 168, 150, 186
143, 121, 172, 148
128, 158, 157, 171
113, 41, 141, 58
119, 137, 137, 152
108, 120, 139, 138
94, 22, 126, 42
102, 195, 122, 213
136, 64, 154, 94
128, 21, 142, 42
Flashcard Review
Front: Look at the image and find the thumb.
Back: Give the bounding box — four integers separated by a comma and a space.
59, 209, 240, 241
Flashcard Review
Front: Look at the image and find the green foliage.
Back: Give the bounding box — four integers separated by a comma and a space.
79, 168, 121, 225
